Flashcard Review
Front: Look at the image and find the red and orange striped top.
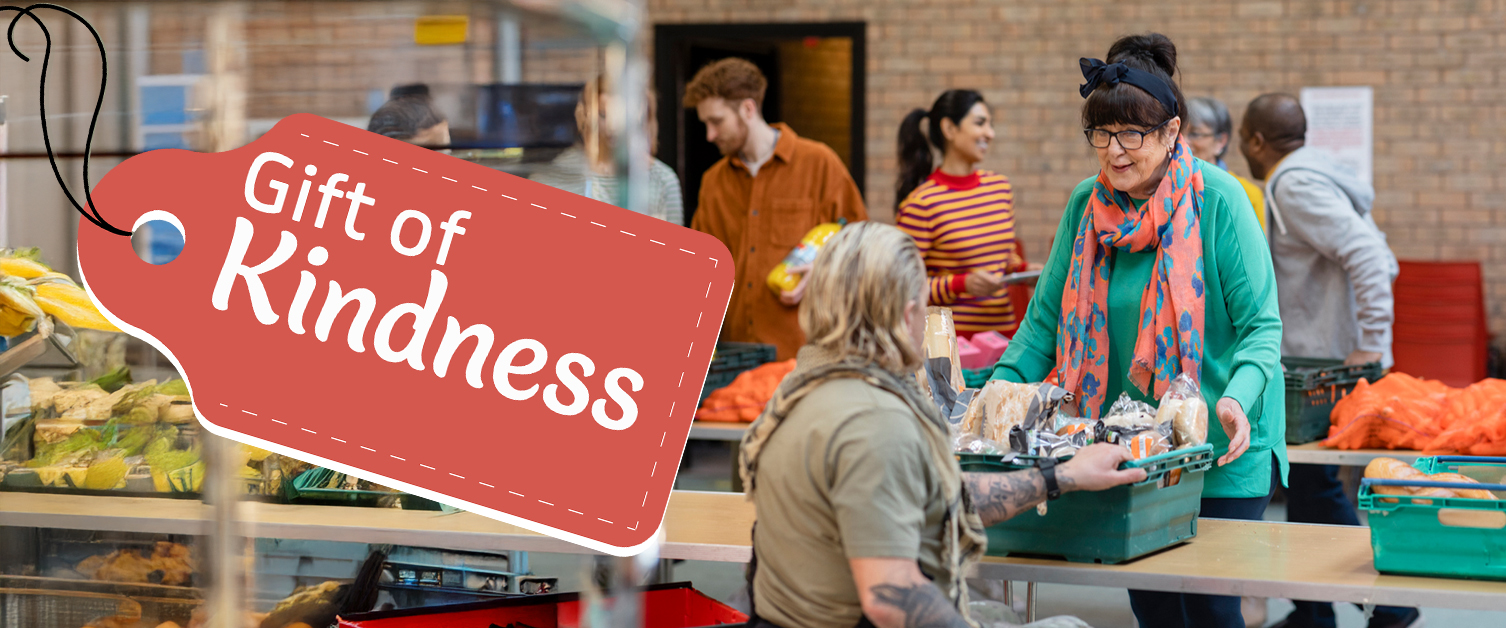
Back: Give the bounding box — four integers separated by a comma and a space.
896, 169, 1022, 335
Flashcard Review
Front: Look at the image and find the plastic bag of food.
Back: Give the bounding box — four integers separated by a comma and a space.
954, 433, 1005, 455
1155, 373, 1209, 448
944, 388, 978, 438
915, 307, 965, 397
1102, 393, 1156, 431
962, 381, 1007, 437
1124, 430, 1170, 460
767, 220, 845, 294
984, 382, 1071, 444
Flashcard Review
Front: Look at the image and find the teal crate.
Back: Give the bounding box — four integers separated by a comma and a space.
963, 368, 992, 389
958, 444, 1214, 564
1359, 456, 1506, 581
1282, 357, 1384, 444
289, 467, 443, 510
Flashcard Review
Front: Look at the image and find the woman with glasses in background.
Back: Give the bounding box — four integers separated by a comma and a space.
1187, 96, 1266, 232
991, 33, 1286, 628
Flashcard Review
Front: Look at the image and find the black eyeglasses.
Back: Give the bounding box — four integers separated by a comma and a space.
1084, 118, 1173, 150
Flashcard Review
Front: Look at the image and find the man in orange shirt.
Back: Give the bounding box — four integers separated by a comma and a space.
685, 58, 867, 360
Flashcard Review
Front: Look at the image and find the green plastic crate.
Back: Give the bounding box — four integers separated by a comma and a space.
1282, 357, 1384, 445
289, 467, 443, 510
1359, 456, 1506, 581
957, 444, 1214, 564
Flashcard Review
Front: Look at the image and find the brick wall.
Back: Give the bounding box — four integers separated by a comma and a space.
646, 0, 1506, 338
775, 37, 853, 168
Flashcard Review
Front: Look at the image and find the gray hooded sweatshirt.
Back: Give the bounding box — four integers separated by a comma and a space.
1265, 146, 1399, 367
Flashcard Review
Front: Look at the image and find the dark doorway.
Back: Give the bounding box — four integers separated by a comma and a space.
654, 22, 866, 227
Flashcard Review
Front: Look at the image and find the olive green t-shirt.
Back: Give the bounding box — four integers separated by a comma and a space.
750, 378, 950, 628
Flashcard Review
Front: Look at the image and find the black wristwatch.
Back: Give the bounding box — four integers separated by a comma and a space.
1038, 457, 1062, 501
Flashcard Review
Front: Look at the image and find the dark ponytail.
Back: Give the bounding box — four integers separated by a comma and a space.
895, 89, 987, 208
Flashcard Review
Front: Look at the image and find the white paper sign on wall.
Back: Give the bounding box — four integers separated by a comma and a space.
1300, 86, 1373, 186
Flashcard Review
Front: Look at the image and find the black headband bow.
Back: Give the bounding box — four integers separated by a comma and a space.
1079, 57, 1179, 121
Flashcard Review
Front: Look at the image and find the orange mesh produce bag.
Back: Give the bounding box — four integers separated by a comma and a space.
1324, 374, 1448, 450
1325, 374, 1506, 454
695, 360, 797, 423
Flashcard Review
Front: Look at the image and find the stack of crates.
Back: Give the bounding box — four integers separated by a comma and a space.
1393, 260, 1489, 387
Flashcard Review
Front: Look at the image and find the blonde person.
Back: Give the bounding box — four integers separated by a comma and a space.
531, 77, 684, 224
991, 34, 1285, 628
738, 221, 1144, 628
1186, 96, 1266, 232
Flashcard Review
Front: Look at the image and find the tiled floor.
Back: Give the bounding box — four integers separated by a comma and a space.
523, 444, 1506, 627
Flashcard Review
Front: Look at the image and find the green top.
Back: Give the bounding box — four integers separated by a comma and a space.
992, 161, 1288, 498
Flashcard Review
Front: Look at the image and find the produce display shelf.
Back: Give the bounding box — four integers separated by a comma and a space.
1285, 443, 1424, 467
0, 490, 755, 563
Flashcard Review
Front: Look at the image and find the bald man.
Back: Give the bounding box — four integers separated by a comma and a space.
1240, 94, 1415, 628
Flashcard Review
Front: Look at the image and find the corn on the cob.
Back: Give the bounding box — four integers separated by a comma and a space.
0, 256, 54, 279
30, 279, 120, 332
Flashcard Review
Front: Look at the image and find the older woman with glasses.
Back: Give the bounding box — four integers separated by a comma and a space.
991, 33, 1286, 628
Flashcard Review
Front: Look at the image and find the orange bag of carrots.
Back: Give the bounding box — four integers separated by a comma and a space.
1324, 374, 1449, 450
695, 360, 797, 423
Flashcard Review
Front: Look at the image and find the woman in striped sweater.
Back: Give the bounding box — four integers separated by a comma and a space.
895, 89, 1026, 337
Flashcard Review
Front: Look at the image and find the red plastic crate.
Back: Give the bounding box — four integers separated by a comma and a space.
337, 583, 747, 628
1392, 260, 1488, 387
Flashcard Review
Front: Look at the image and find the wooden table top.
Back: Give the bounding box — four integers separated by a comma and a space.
687, 421, 748, 442
1284, 442, 1423, 466
4, 490, 1504, 610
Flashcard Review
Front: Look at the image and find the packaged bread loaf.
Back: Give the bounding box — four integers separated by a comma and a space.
1155, 373, 1209, 447
962, 380, 1009, 437
982, 382, 1072, 447
915, 307, 965, 396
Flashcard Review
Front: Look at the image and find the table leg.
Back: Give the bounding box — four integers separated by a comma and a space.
730, 442, 744, 492
1003, 580, 1014, 607
1025, 582, 1037, 622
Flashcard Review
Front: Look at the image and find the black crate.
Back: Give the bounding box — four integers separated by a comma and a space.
700, 342, 778, 403
1283, 357, 1385, 444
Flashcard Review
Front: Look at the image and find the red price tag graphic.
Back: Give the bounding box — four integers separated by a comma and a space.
77, 114, 734, 555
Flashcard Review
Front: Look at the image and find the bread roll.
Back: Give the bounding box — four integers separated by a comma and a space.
1427, 472, 1497, 500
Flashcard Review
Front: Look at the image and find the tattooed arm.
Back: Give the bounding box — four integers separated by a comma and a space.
965, 444, 1147, 527
964, 468, 1048, 527
850, 557, 970, 628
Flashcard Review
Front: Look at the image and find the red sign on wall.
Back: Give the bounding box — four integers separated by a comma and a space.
78, 114, 734, 555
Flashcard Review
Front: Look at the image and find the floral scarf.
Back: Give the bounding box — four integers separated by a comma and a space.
1058, 138, 1205, 418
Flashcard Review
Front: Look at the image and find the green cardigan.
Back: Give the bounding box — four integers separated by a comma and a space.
991, 161, 1288, 498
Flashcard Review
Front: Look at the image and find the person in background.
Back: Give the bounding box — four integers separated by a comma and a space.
992, 33, 1286, 628
367, 84, 450, 148
685, 57, 867, 361
894, 89, 1027, 338
1186, 96, 1266, 232
740, 221, 1143, 628
1239, 93, 1414, 628
531, 76, 684, 225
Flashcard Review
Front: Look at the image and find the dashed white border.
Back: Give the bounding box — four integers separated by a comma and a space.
80, 122, 729, 557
